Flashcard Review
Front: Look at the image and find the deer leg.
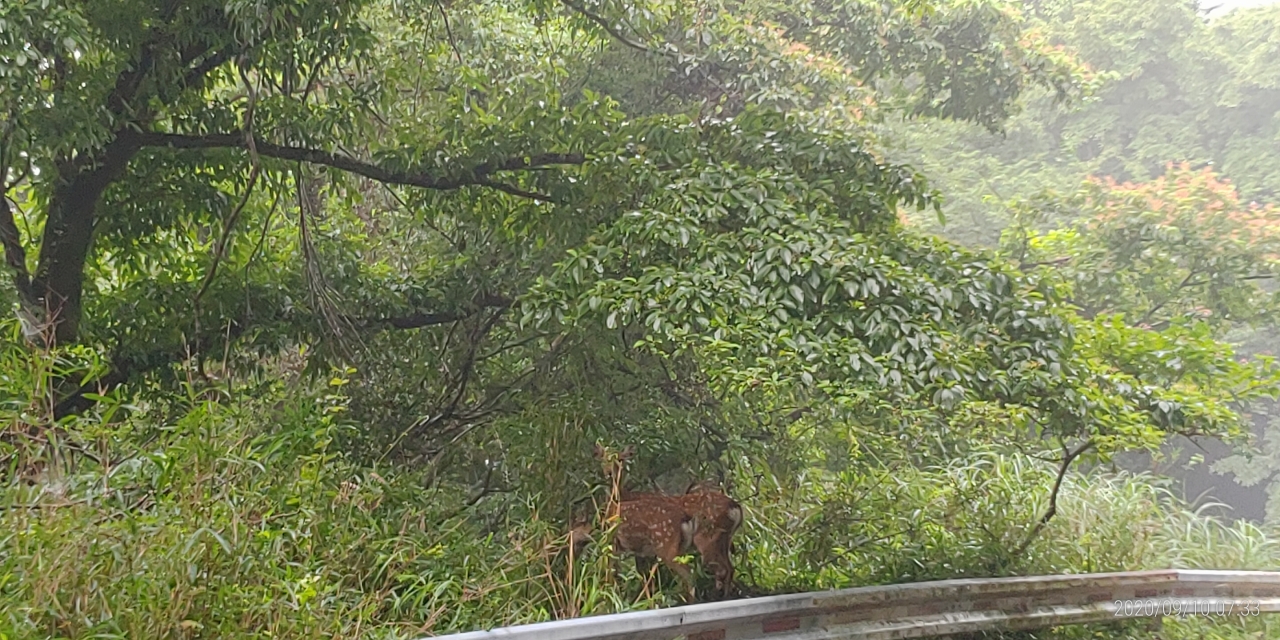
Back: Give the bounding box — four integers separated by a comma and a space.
694, 535, 735, 600
659, 555, 696, 603
717, 562, 734, 598
635, 555, 656, 598
714, 540, 735, 598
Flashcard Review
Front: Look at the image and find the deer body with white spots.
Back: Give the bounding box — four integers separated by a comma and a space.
587, 444, 745, 599
570, 493, 699, 601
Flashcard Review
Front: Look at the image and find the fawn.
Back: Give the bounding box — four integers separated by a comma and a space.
591, 444, 744, 598
570, 493, 699, 601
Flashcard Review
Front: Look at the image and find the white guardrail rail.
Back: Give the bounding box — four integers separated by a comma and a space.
429, 570, 1280, 640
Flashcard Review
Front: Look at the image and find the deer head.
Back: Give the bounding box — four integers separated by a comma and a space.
593, 443, 636, 501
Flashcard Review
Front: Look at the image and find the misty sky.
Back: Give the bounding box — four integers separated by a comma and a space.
1204, 0, 1279, 14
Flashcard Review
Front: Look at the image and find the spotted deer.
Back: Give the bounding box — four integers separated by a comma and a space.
592, 444, 744, 598
569, 493, 699, 601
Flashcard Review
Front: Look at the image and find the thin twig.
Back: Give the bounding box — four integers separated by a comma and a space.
437, 1, 464, 63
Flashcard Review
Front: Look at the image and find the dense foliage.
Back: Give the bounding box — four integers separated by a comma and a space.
2, 0, 1279, 638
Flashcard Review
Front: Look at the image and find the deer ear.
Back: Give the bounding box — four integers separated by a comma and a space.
593, 443, 605, 459
619, 445, 636, 460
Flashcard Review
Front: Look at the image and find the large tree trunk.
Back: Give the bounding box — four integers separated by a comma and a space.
33, 180, 101, 344
32, 134, 140, 345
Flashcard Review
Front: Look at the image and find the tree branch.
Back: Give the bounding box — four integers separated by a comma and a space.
1012, 439, 1094, 558
1140, 270, 1200, 325
53, 293, 511, 418
183, 49, 235, 89
474, 177, 559, 203
133, 132, 584, 197
354, 294, 512, 330
1018, 256, 1071, 270
1181, 274, 1276, 288
559, 0, 666, 57
436, 0, 464, 63
360, 311, 469, 330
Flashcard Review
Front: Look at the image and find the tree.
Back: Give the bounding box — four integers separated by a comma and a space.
990, 163, 1280, 522
0, 0, 1087, 419
1003, 163, 1280, 329
0, 0, 593, 348
527, 117, 1280, 492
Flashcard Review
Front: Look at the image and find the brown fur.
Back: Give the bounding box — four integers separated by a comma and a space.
591, 444, 744, 598
678, 487, 743, 597
571, 495, 698, 601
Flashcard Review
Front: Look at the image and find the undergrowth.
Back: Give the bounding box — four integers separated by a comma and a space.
0, 326, 1276, 639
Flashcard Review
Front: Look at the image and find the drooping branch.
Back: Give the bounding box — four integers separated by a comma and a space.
355, 294, 511, 330
52, 293, 511, 417
133, 132, 584, 196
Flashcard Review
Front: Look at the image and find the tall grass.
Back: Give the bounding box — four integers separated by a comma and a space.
739, 451, 1280, 590
0, 332, 652, 638
738, 451, 1280, 639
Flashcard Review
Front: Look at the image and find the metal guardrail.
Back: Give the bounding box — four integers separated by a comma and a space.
430, 570, 1280, 640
